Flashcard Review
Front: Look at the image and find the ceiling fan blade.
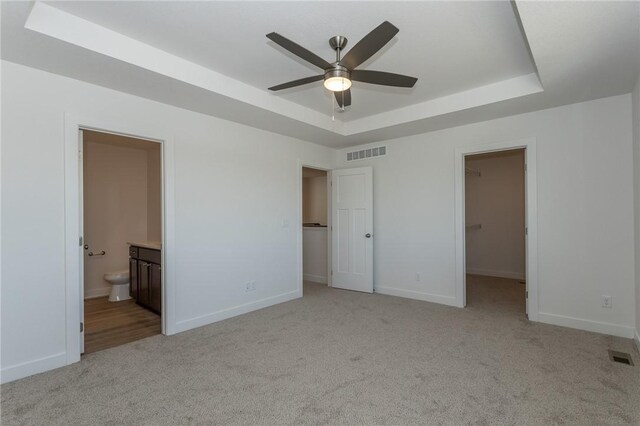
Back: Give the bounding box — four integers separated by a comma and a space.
268, 75, 323, 91
335, 89, 352, 108
267, 32, 331, 70
340, 21, 399, 70
351, 70, 417, 88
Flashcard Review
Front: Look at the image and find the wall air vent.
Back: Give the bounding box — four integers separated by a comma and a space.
346, 146, 386, 162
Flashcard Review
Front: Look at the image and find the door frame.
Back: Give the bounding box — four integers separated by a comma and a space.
64, 113, 176, 365
297, 160, 333, 296
454, 138, 538, 320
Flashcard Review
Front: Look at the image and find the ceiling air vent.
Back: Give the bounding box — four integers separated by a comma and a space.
346, 146, 386, 162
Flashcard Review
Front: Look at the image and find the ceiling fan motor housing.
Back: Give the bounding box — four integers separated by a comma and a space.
324, 64, 351, 81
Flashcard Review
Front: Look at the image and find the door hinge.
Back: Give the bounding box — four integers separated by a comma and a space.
526, 291, 528, 299
525, 227, 528, 235
80, 322, 84, 332
331, 269, 333, 275
79, 236, 83, 246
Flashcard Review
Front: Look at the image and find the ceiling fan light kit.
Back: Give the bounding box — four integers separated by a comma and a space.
267, 21, 417, 110
324, 67, 352, 92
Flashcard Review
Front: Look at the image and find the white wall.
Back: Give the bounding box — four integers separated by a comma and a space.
336, 94, 636, 338
633, 73, 640, 349
465, 150, 525, 280
0, 61, 335, 382
83, 137, 153, 298
303, 175, 327, 225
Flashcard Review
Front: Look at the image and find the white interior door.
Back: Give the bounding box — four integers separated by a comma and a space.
331, 167, 373, 293
79, 130, 85, 354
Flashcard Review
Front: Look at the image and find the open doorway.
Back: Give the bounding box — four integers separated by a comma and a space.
82, 130, 162, 354
464, 149, 526, 316
302, 167, 330, 295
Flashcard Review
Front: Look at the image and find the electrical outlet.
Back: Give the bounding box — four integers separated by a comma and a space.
601, 295, 612, 308
245, 281, 256, 292
415, 272, 421, 282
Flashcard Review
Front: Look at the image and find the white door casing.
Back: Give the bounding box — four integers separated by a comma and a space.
79, 130, 85, 353
331, 167, 373, 293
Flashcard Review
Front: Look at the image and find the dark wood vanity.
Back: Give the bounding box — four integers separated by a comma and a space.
129, 244, 161, 314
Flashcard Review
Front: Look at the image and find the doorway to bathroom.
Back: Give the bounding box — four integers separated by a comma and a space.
81, 129, 162, 354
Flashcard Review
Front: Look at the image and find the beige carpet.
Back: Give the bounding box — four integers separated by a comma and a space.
2, 276, 639, 425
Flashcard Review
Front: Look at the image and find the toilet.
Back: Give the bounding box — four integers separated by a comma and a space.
104, 270, 132, 302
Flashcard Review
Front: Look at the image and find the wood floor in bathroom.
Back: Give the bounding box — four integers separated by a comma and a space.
84, 297, 161, 355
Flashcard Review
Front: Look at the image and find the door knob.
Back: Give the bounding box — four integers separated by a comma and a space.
365, 233, 372, 238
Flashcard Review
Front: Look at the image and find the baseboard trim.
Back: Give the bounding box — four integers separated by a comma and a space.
1, 352, 67, 384
84, 287, 111, 299
174, 290, 300, 334
634, 330, 640, 354
537, 312, 635, 338
375, 286, 458, 307
466, 268, 526, 281
303, 273, 327, 284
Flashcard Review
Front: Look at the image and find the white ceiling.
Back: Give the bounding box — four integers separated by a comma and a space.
2, 1, 639, 147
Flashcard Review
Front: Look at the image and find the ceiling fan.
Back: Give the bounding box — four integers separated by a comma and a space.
266, 21, 417, 109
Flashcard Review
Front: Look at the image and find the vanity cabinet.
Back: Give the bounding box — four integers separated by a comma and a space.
129, 245, 161, 314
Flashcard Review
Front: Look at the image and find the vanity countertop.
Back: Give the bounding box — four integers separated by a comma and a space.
127, 241, 162, 250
